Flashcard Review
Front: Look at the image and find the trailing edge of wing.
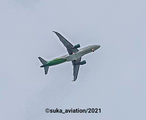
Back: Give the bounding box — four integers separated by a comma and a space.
53, 31, 73, 47
53, 31, 79, 55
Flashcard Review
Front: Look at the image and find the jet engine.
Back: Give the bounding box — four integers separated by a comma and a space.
80, 60, 86, 65
73, 44, 80, 48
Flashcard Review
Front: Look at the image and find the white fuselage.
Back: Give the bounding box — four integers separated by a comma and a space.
61, 45, 100, 61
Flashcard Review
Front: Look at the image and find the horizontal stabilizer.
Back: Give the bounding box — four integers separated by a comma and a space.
44, 66, 49, 75
38, 57, 49, 75
38, 57, 47, 65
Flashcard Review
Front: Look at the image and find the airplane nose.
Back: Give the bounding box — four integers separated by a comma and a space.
95, 45, 100, 50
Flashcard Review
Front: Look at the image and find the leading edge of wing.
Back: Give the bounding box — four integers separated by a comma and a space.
53, 31, 79, 55
53, 31, 73, 47
72, 58, 81, 81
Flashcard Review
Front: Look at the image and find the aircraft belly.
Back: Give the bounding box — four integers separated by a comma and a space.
66, 52, 82, 61
48, 58, 67, 66
63, 48, 92, 61
78, 49, 91, 56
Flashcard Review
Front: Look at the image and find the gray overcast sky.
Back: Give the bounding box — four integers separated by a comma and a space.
0, 0, 146, 120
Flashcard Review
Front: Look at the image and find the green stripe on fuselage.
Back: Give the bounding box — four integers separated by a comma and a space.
43, 58, 67, 67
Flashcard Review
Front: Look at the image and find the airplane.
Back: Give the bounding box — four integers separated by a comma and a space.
38, 31, 100, 81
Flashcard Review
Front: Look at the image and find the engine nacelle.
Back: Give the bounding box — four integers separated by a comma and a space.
80, 60, 86, 65
73, 44, 80, 49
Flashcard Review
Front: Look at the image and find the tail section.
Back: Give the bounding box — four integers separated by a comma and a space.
38, 57, 49, 75
38, 57, 47, 65
44, 66, 49, 75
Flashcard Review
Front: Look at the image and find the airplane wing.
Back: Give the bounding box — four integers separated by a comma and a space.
72, 58, 81, 81
53, 31, 81, 81
53, 31, 79, 55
